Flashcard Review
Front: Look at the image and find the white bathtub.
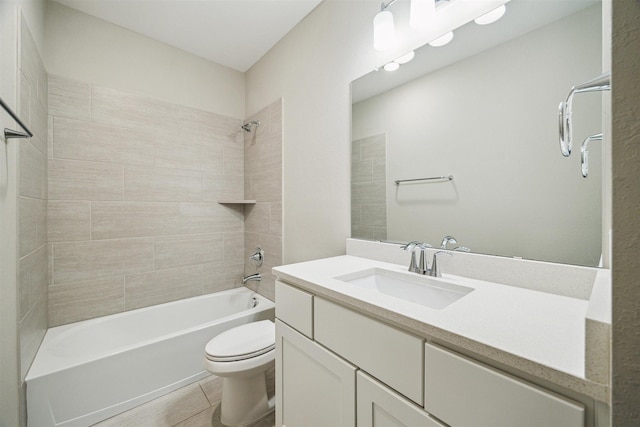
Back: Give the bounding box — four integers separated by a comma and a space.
25, 287, 275, 427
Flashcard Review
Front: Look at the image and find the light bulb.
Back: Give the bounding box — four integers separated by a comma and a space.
384, 62, 400, 72
429, 31, 454, 47
474, 4, 506, 25
395, 51, 415, 64
373, 10, 395, 51
410, 0, 436, 31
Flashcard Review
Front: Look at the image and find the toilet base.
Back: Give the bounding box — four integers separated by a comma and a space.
220, 372, 274, 426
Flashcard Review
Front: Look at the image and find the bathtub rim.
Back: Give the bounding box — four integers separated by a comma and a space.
26, 287, 274, 380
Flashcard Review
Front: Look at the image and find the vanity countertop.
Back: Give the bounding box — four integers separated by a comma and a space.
273, 254, 609, 403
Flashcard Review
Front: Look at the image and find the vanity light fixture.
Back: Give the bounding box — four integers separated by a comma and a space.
373, 0, 398, 51
428, 31, 454, 47
409, 0, 436, 31
474, 4, 506, 25
383, 61, 401, 71
394, 51, 415, 64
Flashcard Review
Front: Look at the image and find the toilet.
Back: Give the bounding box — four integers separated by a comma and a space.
204, 320, 275, 426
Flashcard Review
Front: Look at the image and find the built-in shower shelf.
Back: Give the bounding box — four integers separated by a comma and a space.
217, 199, 256, 205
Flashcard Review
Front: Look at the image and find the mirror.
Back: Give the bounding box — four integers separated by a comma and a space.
351, 0, 603, 267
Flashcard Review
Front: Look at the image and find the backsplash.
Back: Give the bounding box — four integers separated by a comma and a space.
47, 76, 249, 326
243, 99, 283, 301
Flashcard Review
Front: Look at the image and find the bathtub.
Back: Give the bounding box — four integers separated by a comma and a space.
25, 287, 275, 427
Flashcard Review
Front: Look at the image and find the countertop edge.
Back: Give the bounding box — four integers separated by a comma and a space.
273, 267, 610, 404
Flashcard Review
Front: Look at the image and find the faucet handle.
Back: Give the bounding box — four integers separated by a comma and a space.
401, 241, 421, 251
430, 251, 452, 277
440, 236, 458, 249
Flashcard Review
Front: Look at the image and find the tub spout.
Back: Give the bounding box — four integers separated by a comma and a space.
242, 273, 261, 284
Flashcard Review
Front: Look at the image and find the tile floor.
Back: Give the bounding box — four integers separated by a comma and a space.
92, 369, 275, 427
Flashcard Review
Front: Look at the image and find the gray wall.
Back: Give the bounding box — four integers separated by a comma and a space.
352, 6, 602, 266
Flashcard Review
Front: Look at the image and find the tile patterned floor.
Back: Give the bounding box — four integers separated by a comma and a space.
92, 371, 275, 427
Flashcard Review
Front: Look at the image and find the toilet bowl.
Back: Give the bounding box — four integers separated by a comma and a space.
204, 320, 275, 426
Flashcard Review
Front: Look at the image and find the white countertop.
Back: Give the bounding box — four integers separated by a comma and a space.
273, 254, 609, 402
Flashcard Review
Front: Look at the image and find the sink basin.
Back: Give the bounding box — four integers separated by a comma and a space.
336, 268, 473, 310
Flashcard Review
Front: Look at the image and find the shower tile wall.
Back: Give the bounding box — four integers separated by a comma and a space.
17, 11, 48, 383
48, 75, 246, 326
243, 99, 283, 301
351, 134, 387, 240
17, 13, 49, 423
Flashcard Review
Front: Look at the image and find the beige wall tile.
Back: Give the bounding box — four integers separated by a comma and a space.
18, 245, 47, 321
19, 295, 47, 381
223, 232, 244, 263
178, 202, 243, 234
250, 168, 281, 203
360, 134, 386, 160
258, 234, 282, 269
259, 136, 282, 171
48, 201, 91, 242
361, 204, 387, 227
372, 157, 386, 181
124, 166, 202, 202
223, 146, 244, 175
49, 159, 124, 201
270, 203, 282, 236
202, 173, 244, 201
202, 262, 243, 294
351, 159, 373, 183
351, 181, 386, 204
91, 201, 181, 240
179, 105, 241, 140
125, 265, 202, 310
244, 203, 270, 235
269, 99, 282, 137
19, 73, 30, 129
154, 234, 224, 270
94, 382, 210, 427
18, 15, 38, 89
153, 133, 204, 171
30, 95, 48, 154
48, 75, 91, 121
18, 197, 46, 257
201, 141, 224, 173
54, 238, 154, 284
49, 277, 125, 326
53, 117, 154, 166
92, 85, 177, 133
19, 141, 45, 198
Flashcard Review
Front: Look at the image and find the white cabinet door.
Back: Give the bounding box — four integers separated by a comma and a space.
357, 372, 446, 427
276, 320, 357, 427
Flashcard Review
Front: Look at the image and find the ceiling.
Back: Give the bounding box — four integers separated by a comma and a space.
54, 0, 323, 72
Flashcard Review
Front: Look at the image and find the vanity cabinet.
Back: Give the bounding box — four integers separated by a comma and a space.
275, 320, 356, 427
357, 372, 445, 427
275, 280, 590, 427
424, 343, 585, 427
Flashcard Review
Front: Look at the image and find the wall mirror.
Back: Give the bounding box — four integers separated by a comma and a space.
351, 0, 604, 267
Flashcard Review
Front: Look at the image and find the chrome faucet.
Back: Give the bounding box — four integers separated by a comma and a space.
242, 273, 261, 284
402, 242, 450, 276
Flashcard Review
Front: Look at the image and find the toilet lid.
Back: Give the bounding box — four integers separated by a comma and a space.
205, 320, 275, 362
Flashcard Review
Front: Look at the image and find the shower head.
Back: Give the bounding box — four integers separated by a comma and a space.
241, 120, 261, 132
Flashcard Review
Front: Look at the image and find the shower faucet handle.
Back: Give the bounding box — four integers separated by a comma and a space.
249, 247, 264, 267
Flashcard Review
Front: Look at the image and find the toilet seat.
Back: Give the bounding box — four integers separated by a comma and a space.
205, 320, 275, 362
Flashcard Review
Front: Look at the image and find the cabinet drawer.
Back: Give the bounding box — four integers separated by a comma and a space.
357, 372, 445, 427
314, 298, 424, 405
275, 280, 313, 338
424, 343, 585, 427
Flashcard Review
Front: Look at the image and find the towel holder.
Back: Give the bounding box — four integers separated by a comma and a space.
0, 96, 33, 140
